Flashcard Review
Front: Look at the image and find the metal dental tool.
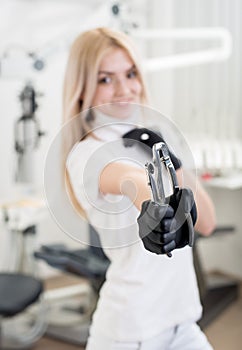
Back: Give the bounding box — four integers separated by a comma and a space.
145, 142, 195, 257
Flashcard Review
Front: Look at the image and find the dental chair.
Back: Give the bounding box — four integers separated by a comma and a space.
34, 225, 110, 345
0, 273, 45, 349
194, 226, 239, 328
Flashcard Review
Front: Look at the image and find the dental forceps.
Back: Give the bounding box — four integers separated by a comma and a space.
145, 142, 195, 257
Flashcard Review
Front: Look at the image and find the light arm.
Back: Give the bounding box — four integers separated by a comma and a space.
176, 168, 216, 236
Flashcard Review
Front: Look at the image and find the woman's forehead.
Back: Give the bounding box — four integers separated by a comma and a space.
99, 47, 135, 72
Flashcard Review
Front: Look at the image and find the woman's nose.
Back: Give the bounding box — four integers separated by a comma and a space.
115, 78, 130, 96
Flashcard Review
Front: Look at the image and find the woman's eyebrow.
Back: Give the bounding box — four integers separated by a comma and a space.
98, 65, 136, 75
98, 70, 114, 75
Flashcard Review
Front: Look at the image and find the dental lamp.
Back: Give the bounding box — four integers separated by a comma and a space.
131, 27, 232, 70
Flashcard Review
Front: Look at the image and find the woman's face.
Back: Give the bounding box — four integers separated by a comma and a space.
91, 47, 143, 118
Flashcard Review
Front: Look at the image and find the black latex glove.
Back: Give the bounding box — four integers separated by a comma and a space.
123, 127, 181, 170
137, 188, 197, 255
168, 188, 197, 248
123, 127, 164, 147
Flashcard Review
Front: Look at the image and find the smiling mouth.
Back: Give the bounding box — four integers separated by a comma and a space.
113, 100, 134, 104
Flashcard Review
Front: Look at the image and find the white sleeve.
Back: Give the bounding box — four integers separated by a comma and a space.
66, 139, 105, 212
66, 138, 142, 249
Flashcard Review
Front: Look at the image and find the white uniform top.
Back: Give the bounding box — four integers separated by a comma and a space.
66, 114, 202, 342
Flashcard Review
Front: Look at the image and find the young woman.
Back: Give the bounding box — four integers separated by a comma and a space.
63, 27, 216, 350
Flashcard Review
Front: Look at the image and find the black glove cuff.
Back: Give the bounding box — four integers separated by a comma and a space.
122, 127, 182, 170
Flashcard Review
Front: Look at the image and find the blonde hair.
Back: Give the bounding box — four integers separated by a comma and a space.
62, 27, 149, 216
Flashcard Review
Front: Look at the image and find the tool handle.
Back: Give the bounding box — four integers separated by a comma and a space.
186, 212, 195, 247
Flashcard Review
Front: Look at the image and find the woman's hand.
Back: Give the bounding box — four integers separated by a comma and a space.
137, 188, 197, 255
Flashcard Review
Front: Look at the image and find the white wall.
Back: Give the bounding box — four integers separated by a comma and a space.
145, 0, 175, 117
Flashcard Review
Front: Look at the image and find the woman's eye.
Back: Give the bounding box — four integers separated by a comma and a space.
98, 76, 112, 84
127, 70, 137, 79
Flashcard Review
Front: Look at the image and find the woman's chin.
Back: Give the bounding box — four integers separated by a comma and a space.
98, 102, 139, 119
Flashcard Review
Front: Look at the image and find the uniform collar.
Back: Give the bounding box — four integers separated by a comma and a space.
91, 107, 141, 141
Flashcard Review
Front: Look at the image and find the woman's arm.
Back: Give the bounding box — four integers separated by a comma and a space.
100, 162, 216, 236
100, 162, 150, 211
176, 168, 216, 236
